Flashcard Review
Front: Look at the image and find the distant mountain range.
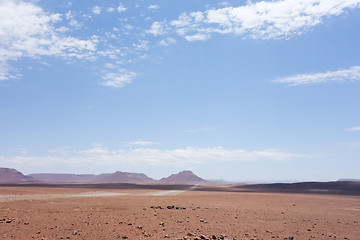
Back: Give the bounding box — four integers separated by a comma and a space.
0, 167, 208, 184
29, 171, 154, 184
0, 168, 37, 183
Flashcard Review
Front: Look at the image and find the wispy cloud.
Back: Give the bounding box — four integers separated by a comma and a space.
0, 146, 305, 169
126, 141, 159, 146
107, 7, 115, 13
101, 69, 137, 88
347, 126, 360, 132
117, 4, 127, 13
159, 38, 176, 46
170, 0, 360, 41
148, 5, 159, 10
274, 66, 360, 86
0, 63, 21, 81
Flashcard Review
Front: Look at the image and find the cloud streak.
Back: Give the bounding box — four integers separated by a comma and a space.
0, 145, 305, 170
347, 126, 360, 132
170, 0, 360, 41
274, 66, 360, 86
126, 141, 159, 146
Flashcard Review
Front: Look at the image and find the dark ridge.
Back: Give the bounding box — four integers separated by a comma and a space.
235, 181, 360, 195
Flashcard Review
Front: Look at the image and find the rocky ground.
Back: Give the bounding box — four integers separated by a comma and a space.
0, 186, 359, 239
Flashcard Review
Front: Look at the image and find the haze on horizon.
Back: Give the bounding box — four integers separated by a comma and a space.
0, 0, 360, 182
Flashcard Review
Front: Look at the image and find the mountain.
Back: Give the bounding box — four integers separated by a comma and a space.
94, 171, 154, 183
159, 170, 208, 184
29, 171, 154, 184
0, 168, 37, 183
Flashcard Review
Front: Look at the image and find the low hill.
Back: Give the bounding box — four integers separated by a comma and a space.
0, 168, 37, 183
159, 170, 208, 184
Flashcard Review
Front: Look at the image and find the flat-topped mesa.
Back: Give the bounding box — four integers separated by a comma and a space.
159, 170, 208, 184
0, 167, 37, 183
95, 171, 155, 183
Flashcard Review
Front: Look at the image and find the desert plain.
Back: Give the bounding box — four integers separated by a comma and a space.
0, 184, 359, 240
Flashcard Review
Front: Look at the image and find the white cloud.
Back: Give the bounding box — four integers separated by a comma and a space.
347, 126, 360, 132
146, 21, 169, 36
171, 0, 360, 41
0, 0, 97, 80
92, 6, 101, 15
275, 66, 360, 86
148, 5, 159, 10
159, 38, 176, 46
101, 69, 137, 88
117, 4, 127, 13
185, 33, 211, 42
0, 146, 305, 169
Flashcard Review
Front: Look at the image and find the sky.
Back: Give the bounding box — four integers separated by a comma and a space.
0, 0, 360, 182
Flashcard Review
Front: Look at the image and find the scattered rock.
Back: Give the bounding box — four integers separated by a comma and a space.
150, 206, 163, 209
219, 234, 227, 239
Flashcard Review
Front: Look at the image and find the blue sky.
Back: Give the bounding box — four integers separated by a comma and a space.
1, 0, 360, 182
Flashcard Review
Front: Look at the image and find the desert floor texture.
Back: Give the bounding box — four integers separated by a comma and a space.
0, 185, 359, 240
